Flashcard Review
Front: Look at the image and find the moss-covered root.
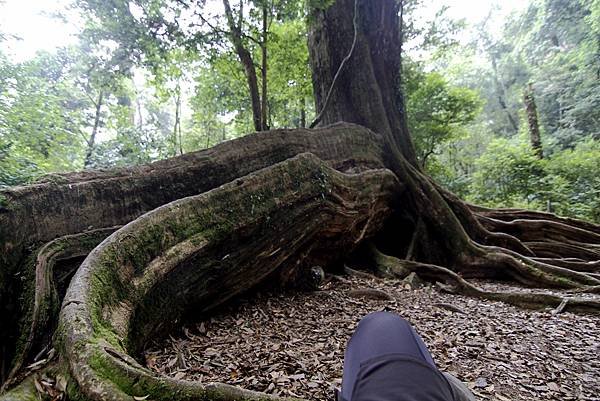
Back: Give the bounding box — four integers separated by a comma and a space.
465, 246, 600, 289
0, 364, 67, 401
62, 346, 304, 401
0, 374, 39, 401
55, 153, 402, 401
3, 228, 119, 392
368, 247, 600, 314
0, 123, 386, 378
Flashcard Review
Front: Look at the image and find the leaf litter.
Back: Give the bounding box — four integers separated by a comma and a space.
145, 275, 600, 400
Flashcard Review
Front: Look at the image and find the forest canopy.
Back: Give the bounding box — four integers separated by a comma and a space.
0, 0, 598, 222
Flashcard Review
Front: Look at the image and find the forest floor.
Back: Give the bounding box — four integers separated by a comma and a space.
145, 274, 600, 401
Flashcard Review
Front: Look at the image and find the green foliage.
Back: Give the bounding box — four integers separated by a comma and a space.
469, 136, 548, 208
267, 19, 313, 128
0, 40, 177, 184
405, 68, 481, 167
0, 50, 86, 186
0, 0, 315, 185
187, 15, 313, 142
86, 81, 176, 167
482, 0, 598, 146
189, 54, 251, 148
466, 136, 600, 223
411, 0, 600, 223
545, 139, 600, 222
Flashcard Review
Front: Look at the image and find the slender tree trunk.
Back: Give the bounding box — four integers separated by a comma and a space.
178, 113, 183, 155
223, 0, 263, 132
173, 88, 182, 155
596, 33, 600, 80
300, 97, 306, 128
117, 94, 135, 126
136, 97, 143, 129
524, 83, 543, 159
260, 2, 269, 131
84, 91, 104, 168
491, 57, 519, 133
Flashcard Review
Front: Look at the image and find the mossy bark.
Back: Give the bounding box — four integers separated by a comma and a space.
14, 153, 398, 401
0, 123, 385, 382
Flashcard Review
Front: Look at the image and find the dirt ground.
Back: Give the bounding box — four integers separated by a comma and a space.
145, 275, 600, 401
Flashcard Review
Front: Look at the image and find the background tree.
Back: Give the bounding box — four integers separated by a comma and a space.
0, 50, 86, 185
405, 69, 481, 168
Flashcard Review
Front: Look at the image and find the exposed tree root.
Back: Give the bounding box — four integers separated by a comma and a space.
0, 123, 387, 382
38, 153, 400, 401
569, 285, 600, 295
347, 288, 393, 301
1, 227, 118, 392
0, 369, 41, 401
378, 153, 600, 291
343, 265, 381, 280
477, 215, 600, 245
470, 205, 600, 235
523, 241, 600, 260
1, 0, 598, 397
420, 180, 600, 290
1, 123, 599, 399
435, 184, 537, 257
469, 246, 600, 288
530, 258, 600, 273
367, 245, 600, 314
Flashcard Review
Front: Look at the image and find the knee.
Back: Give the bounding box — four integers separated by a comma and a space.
357, 311, 408, 331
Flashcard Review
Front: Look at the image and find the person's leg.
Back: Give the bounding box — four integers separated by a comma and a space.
340, 311, 436, 401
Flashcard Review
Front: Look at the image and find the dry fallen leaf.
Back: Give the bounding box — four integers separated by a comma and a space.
55, 374, 68, 392
547, 382, 560, 392
144, 275, 600, 401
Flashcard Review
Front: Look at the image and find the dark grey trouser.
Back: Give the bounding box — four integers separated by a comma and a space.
340, 312, 475, 401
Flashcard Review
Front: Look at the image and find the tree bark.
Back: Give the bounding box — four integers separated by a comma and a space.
308, 0, 418, 166
0, 141, 399, 400
524, 82, 543, 159
300, 97, 306, 128
0, 124, 387, 386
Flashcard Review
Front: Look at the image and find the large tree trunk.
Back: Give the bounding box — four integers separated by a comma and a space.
307, 0, 600, 304
308, 0, 417, 166
1, 1, 599, 400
